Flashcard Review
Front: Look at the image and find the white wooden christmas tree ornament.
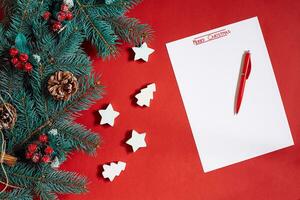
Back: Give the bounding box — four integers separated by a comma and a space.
135, 83, 156, 107
102, 161, 126, 181
126, 130, 147, 152
132, 42, 154, 62
98, 104, 120, 126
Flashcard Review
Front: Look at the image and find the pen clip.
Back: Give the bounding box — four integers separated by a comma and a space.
246, 58, 251, 79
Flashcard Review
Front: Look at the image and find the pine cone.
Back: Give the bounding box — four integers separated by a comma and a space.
0, 103, 17, 130
47, 71, 78, 101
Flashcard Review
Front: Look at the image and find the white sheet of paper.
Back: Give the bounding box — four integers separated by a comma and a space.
166, 17, 294, 172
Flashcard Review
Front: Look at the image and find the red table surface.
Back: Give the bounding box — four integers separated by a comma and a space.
59, 0, 300, 199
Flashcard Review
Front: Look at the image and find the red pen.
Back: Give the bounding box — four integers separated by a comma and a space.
235, 51, 252, 114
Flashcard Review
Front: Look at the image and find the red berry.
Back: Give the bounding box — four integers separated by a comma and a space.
52, 21, 62, 32
32, 153, 41, 163
61, 4, 69, 12
43, 11, 51, 20
44, 146, 53, 155
57, 11, 66, 21
39, 134, 48, 143
65, 11, 73, 21
25, 152, 33, 159
27, 143, 38, 153
41, 155, 51, 163
19, 53, 29, 62
15, 62, 23, 70
9, 48, 19, 57
24, 62, 33, 72
11, 57, 19, 65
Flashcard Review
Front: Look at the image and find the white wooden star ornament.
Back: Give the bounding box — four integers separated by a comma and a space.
135, 83, 156, 107
98, 104, 120, 126
132, 42, 154, 62
126, 130, 147, 152
102, 161, 126, 182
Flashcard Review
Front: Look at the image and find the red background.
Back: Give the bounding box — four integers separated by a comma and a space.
61, 0, 300, 199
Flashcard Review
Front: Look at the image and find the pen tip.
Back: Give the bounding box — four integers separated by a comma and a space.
234, 109, 239, 115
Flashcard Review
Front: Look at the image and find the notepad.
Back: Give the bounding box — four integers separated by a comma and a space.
166, 17, 294, 172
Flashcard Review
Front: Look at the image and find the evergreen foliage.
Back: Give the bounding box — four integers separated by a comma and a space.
0, 0, 151, 199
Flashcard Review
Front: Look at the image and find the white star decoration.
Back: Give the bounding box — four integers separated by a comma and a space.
126, 130, 147, 152
132, 42, 154, 62
98, 104, 120, 126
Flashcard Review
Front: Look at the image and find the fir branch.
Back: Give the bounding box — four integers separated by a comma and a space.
4, 0, 47, 39
0, 181, 20, 189
1, 163, 87, 198
0, 31, 25, 96
52, 52, 91, 75
0, 24, 10, 52
76, 0, 119, 57
5, 0, 34, 38
17, 75, 103, 149
30, 18, 56, 54
0, 188, 32, 200
8, 91, 40, 152
103, 16, 152, 45
14, 118, 53, 151
27, 51, 92, 121
3, 163, 38, 188
44, 168, 87, 194
51, 25, 85, 58
0, 65, 24, 96
0, 0, 16, 15
53, 120, 100, 154
81, 0, 142, 12
52, 74, 104, 121
0, 0, 16, 25
34, 184, 58, 200
26, 0, 50, 23
27, 63, 50, 121
28, 20, 92, 119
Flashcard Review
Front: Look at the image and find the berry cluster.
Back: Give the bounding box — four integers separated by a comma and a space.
25, 134, 54, 163
9, 47, 33, 72
43, 4, 73, 32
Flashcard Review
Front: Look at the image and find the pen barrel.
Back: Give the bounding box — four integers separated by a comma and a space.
235, 51, 251, 114
236, 79, 246, 113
